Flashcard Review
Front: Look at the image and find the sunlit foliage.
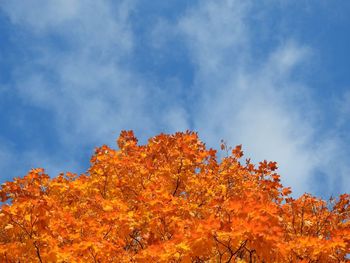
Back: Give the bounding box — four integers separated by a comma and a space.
1, 131, 349, 262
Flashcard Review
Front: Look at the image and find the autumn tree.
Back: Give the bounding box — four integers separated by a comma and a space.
0, 131, 349, 262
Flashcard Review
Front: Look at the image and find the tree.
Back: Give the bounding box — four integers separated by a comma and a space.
0, 131, 349, 262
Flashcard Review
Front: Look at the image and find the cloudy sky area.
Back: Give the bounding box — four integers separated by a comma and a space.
0, 0, 349, 198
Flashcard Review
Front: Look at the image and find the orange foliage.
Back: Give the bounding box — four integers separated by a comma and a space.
0, 131, 349, 262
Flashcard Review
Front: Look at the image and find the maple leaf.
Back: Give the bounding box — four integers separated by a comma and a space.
0, 130, 348, 262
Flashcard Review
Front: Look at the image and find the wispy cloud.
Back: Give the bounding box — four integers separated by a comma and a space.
3, 1, 158, 141
0, 0, 348, 197
172, 0, 348, 196
1, 0, 153, 174
0, 0, 192, 177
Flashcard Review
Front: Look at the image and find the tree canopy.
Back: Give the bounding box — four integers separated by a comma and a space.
0, 131, 349, 262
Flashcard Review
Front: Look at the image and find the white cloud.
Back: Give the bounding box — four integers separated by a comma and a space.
0, 0, 192, 179
0, 0, 348, 197
3, 0, 146, 144
176, 0, 348, 196
1, 0, 134, 54
178, 0, 249, 79
162, 107, 190, 132
1, 0, 81, 32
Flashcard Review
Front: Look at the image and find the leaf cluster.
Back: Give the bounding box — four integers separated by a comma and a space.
0, 131, 349, 262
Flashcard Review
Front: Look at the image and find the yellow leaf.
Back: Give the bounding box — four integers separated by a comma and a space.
103, 205, 114, 212
177, 242, 190, 251
5, 224, 13, 230
304, 220, 313, 227
128, 211, 134, 217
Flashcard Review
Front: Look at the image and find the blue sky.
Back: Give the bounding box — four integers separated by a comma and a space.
0, 0, 349, 198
